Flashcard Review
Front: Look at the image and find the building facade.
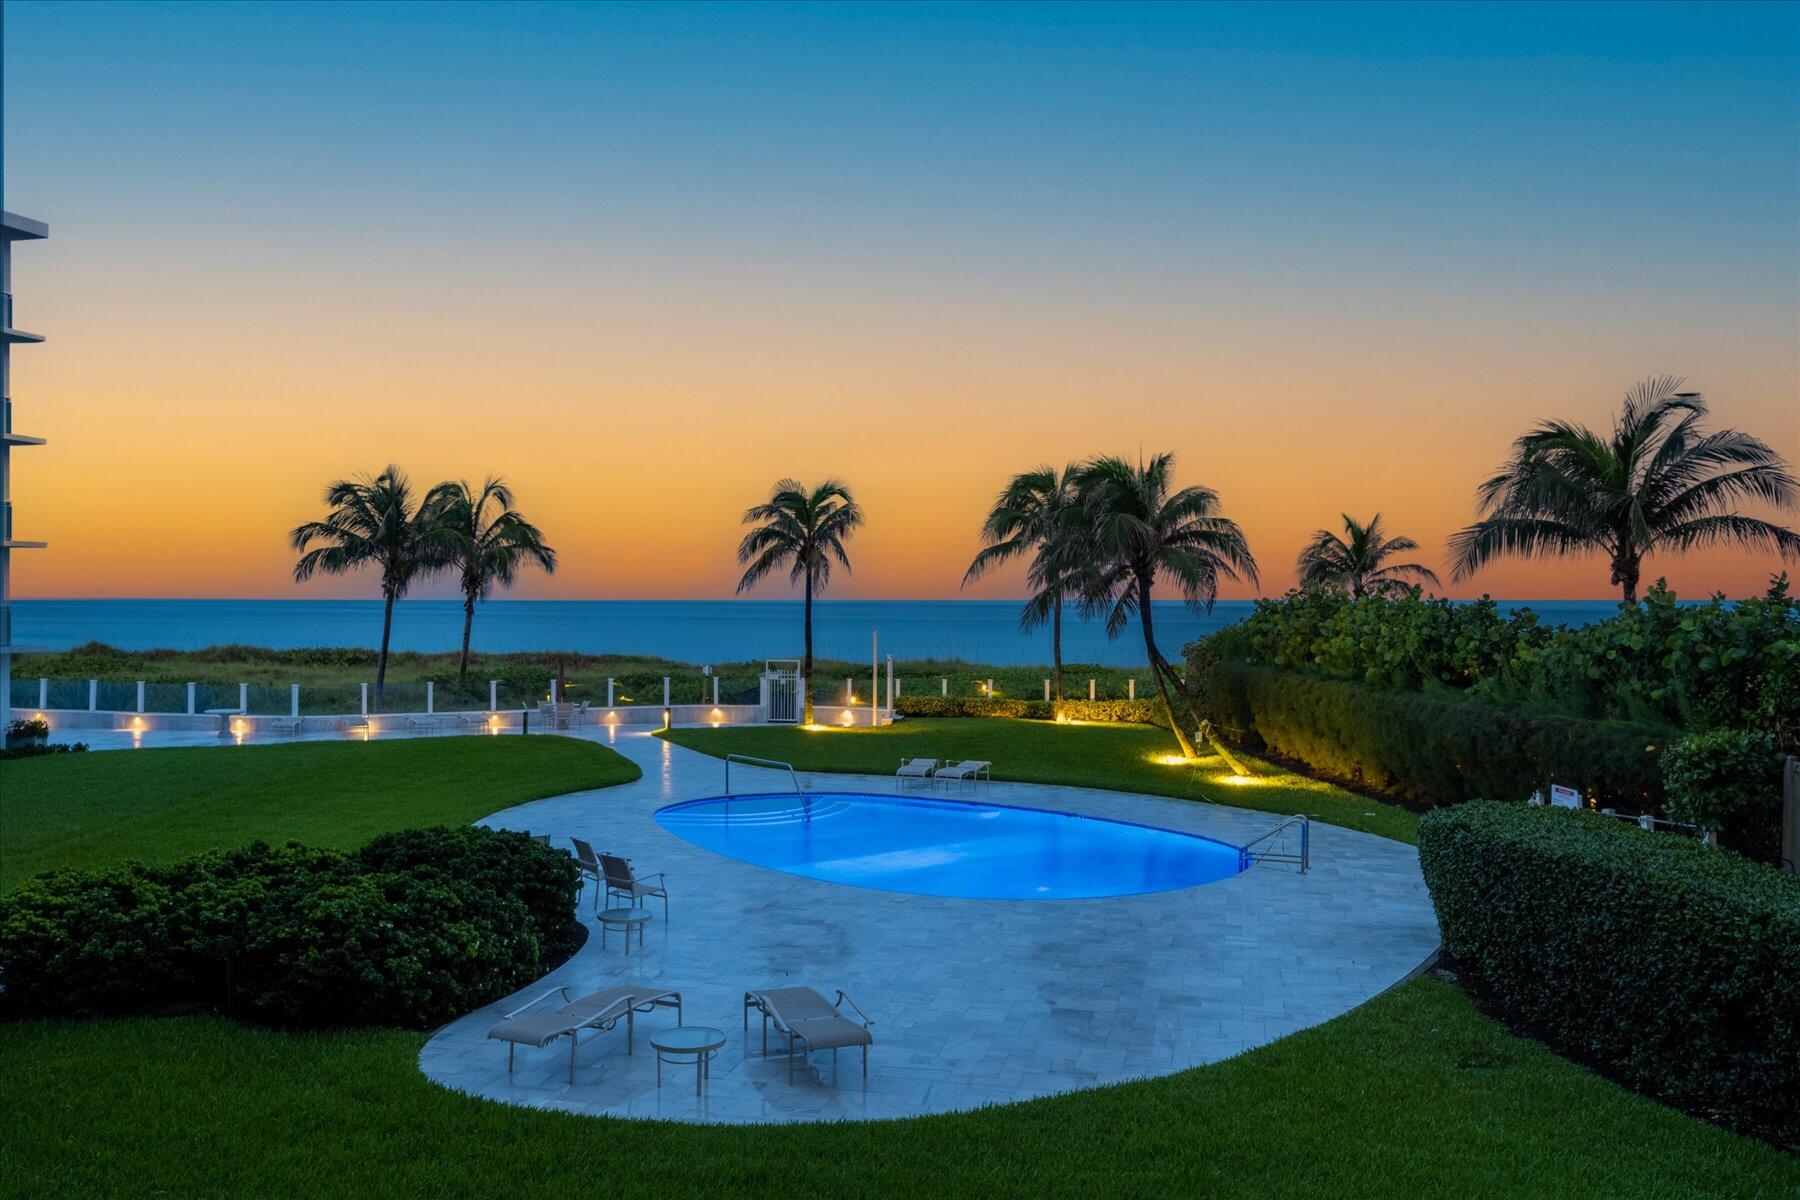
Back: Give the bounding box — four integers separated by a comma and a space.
2, 210, 49, 730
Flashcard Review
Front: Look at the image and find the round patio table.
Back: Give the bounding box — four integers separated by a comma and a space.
651, 1026, 726, 1095
597, 906, 651, 955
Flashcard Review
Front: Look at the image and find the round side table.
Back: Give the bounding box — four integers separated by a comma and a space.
651, 1026, 726, 1095
597, 906, 651, 954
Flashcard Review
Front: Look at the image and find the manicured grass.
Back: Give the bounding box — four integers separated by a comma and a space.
662, 718, 1420, 844
4, 722, 1788, 1197
0, 736, 638, 888
2, 977, 1792, 1200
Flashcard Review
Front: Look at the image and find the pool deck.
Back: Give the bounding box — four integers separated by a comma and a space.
418, 727, 1441, 1124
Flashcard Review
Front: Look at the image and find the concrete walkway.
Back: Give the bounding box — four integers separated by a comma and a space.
417, 728, 1440, 1124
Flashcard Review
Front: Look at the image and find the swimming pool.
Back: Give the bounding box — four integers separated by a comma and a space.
654, 791, 1248, 899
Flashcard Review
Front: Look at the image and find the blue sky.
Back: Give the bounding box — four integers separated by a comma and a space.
3, 2, 1796, 599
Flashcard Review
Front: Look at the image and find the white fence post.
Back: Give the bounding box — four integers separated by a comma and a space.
1044, 679, 1050, 702
712, 676, 720, 705
426, 681, 435, 715
663, 677, 671, 706
607, 678, 615, 707
987, 678, 994, 697
1128, 678, 1136, 700
239, 683, 249, 713
489, 679, 498, 711
291, 684, 300, 718
38, 678, 48, 708
88, 679, 97, 711
360, 683, 369, 716
1089, 679, 1096, 701
186, 682, 195, 714
549, 678, 559, 704
136, 681, 145, 713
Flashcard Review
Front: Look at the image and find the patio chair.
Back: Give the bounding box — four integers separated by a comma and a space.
487, 982, 683, 1083
570, 837, 605, 908
600, 853, 668, 922
934, 759, 992, 786
895, 757, 939, 788
743, 986, 874, 1081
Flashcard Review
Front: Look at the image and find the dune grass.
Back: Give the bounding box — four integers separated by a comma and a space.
0, 736, 637, 888
661, 717, 1420, 844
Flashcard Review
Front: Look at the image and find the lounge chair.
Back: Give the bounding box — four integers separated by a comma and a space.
456, 711, 492, 731
601, 853, 669, 922
268, 716, 304, 736
895, 757, 939, 787
339, 717, 370, 734
403, 714, 446, 734
744, 986, 874, 1081
571, 837, 605, 908
934, 759, 992, 785
487, 982, 683, 1083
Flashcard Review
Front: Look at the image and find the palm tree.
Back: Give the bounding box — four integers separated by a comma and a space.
425, 477, 557, 688
735, 479, 864, 724
962, 464, 1079, 699
1298, 513, 1441, 598
290, 465, 443, 707
1069, 453, 1258, 758
1450, 377, 1800, 603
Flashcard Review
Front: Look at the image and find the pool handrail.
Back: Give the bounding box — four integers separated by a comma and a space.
724, 753, 802, 798
1243, 813, 1309, 874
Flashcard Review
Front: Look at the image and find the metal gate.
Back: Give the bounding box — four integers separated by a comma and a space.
765, 660, 801, 723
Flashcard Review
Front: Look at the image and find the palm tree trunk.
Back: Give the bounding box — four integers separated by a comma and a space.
802, 569, 815, 725
1613, 552, 1642, 605
1051, 595, 1064, 701
457, 591, 476, 687
375, 588, 395, 710
1138, 575, 1199, 758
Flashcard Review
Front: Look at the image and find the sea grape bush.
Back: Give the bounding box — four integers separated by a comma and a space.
1204, 576, 1797, 747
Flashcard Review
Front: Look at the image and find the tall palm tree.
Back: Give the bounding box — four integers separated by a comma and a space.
962, 464, 1079, 699
1298, 513, 1441, 598
1450, 377, 1800, 603
426, 477, 558, 688
1070, 453, 1258, 758
735, 478, 864, 724
290, 465, 443, 707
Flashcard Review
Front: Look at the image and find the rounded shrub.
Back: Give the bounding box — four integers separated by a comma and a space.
1419, 801, 1800, 1148
0, 826, 582, 1030
1661, 729, 1784, 862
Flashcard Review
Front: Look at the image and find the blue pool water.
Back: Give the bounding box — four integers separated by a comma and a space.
654, 791, 1248, 899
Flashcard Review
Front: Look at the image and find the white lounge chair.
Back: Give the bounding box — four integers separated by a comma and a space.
268, 716, 304, 736
488, 982, 683, 1082
744, 986, 874, 1081
934, 760, 991, 786
895, 757, 938, 788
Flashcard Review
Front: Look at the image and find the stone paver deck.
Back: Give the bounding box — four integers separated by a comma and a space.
418, 728, 1440, 1123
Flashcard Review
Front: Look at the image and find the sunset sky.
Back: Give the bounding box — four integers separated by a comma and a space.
3, 1, 1796, 602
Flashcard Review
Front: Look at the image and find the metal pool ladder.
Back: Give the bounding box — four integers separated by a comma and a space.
724, 754, 803, 799
1243, 814, 1309, 874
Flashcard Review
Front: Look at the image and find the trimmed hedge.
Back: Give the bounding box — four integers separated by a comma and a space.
894, 696, 1051, 720
892, 695, 1169, 728
1419, 802, 1800, 1147
0, 826, 581, 1029
1201, 662, 1665, 809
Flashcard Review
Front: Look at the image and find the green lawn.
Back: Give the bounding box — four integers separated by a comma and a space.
3, 729, 1792, 1198
0, 736, 638, 888
662, 717, 1420, 844
2, 977, 1792, 1199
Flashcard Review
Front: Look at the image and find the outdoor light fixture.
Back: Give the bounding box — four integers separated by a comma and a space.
661, 707, 672, 730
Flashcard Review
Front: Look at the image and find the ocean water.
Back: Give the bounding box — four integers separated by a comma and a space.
9, 598, 1628, 667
